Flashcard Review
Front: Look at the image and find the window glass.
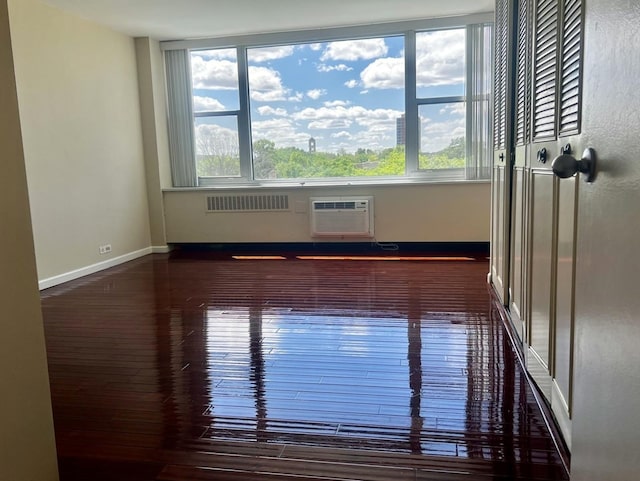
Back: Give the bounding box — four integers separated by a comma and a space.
247, 37, 405, 180
170, 22, 492, 185
194, 116, 241, 177
191, 48, 239, 112
416, 29, 466, 99
418, 103, 466, 170
191, 48, 241, 178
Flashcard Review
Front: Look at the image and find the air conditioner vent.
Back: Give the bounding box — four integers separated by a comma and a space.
206, 194, 289, 212
314, 201, 359, 210
310, 197, 374, 238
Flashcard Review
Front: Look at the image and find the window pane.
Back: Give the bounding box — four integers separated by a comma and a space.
247, 37, 405, 180
416, 29, 466, 99
419, 103, 466, 170
191, 48, 239, 112
194, 116, 241, 177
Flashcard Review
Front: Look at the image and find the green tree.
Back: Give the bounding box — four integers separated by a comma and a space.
419, 137, 466, 170
357, 147, 405, 176
197, 155, 240, 177
252, 139, 276, 179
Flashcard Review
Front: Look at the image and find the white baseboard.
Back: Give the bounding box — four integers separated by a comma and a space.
551, 379, 572, 451
151, 245, 172, 253
39, 247, 155, 290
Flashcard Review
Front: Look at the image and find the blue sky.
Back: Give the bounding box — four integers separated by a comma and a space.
191, 29, 466, 155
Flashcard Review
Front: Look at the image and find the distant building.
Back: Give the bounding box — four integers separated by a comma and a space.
308, 137, 316, 153
396, 114, 421, 149
396, 115, 406, 146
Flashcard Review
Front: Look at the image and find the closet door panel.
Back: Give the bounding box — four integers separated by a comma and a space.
527, 169, 556, 399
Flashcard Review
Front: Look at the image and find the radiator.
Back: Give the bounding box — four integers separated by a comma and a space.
206, 194, 289, 212
310, 197, 374, 238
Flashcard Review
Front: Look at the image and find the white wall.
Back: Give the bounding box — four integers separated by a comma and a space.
0, 1, 59, 479
164, 182, 490, 243
9, 0, 152, 282
135, 37, 172, 248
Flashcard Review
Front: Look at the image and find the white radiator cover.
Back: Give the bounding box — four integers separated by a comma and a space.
310, 196, 374, 238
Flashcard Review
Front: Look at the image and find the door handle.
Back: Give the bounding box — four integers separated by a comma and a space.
536, 148, 547, 163
551, 148, 597, 182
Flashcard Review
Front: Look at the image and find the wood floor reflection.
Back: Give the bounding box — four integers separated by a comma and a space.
41, 252, 568, 480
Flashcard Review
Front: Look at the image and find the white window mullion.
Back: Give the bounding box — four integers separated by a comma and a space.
466, 25, 474, 179
404, 30, 418, 175
237, 46, 253, 180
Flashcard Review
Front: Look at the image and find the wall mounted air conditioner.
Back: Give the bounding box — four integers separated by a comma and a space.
310, 196, 374, 238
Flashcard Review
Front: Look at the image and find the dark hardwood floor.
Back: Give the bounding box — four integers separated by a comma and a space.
40, 252, 568, 480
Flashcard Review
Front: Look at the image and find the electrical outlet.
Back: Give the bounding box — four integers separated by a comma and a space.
99, 244, 112, 255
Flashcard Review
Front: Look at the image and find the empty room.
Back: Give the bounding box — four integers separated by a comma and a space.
2, 1, 639, 480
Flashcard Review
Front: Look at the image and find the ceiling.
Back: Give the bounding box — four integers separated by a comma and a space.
41, 0, 494, 41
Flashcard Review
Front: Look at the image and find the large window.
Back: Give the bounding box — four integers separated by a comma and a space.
164, 19, 492, 187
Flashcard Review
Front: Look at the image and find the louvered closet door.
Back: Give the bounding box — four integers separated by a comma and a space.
509, 0, 533, 344
526, 0, 559, 405
550, 0, 583, 451
523, 0, 583, 451
490, 0, 515, 305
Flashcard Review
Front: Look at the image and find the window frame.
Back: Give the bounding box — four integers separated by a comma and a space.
162, 14, 494, 187
409, 27, 469, 180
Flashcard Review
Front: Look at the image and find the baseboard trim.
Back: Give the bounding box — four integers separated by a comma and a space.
551, 379, 573, 452
169, 241, 490, 257
39, 247, 153, 290
151, 245, 172, 253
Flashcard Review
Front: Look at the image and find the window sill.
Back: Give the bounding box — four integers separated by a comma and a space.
163, 177, 490, 192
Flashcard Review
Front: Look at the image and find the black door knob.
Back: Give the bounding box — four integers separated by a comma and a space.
551, 148, 597, 182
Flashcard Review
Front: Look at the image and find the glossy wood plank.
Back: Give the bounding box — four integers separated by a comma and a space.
40, 252, 568, 480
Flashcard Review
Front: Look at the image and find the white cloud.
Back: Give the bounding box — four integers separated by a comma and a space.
191, 56, 238, 90
257, 106, 288, 116
323, 100, 351, 107
342, 30, 465, 92
293, 105, 402, 128
252, 118, 294, 132
248, 45, 295, 63
307, 119, 353, 130
306, 89, 327, 100
416, 30, 465, 87
421, 116, 466, 152
331, 131, 353, 139
331, 127, 394, 152
288, 92, 304, 102
193, 96, 225, 112
321, 38, 388, 61
269, 105, 402, 152
251, 118, 310, 149
309, 43, 323, 51
438, 103, 466, 116
195, 123, 235, 139
360, 57, 404, 89
194, 48, 236, 60
248, 65, 287, 101
317, 63, 353, 72
344, 79, 359, 88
